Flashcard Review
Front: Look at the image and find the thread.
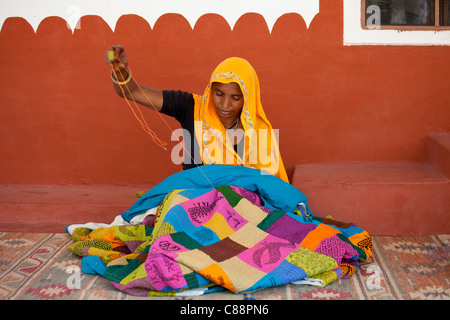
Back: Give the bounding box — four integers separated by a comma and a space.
110, 60, 216, 189
111, 66, 168, 150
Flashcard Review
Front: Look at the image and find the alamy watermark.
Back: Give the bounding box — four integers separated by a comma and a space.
365, 265, 383, 290
66, 265, 81, 289
366, 5, 381, 29
170, 123, 281, 175
66, 4, 82, 31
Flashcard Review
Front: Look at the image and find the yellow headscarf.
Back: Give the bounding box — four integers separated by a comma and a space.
193, 57, 289, 183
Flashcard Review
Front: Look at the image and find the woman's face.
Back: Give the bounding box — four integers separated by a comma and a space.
211, 82, 244, 128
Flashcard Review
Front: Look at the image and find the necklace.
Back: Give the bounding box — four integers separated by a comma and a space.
227, 117, 240, 144
227, 118, 239, 130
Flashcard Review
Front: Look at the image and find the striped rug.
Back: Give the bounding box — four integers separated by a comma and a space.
0, 232, 448, 300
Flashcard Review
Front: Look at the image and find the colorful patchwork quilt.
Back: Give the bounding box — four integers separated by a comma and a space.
69, 184, 372, 297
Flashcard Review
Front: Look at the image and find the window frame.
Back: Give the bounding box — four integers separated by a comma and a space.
361, 0, 450, 31
343, 0, 450, 46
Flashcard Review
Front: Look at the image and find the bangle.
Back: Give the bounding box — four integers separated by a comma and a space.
111, 67, 132, 85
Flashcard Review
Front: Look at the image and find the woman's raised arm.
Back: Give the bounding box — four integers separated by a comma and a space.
106, 45, 163, 112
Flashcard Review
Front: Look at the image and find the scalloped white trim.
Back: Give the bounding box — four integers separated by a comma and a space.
0, 0, 319, 33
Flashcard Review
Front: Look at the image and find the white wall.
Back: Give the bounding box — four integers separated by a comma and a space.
0, 0, 319, 33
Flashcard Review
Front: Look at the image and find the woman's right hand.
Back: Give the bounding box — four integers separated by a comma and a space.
106, 44, 164, 112
106, 44, 128, 72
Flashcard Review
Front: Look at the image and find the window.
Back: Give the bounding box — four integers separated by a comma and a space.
343, 0, 450, 45
363, 0, 450, 30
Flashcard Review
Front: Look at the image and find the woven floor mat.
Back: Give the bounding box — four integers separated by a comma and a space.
0, 232, 448, 300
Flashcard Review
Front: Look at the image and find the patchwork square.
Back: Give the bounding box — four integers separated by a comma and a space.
270, 259, 307, 284
266, 213, 316, 244
150, 234, 189, 258
199, 237, 248, 262
181, 189, 225, 226
244, 260, 307, 293
157, 191, 189, 221
144, 253, 186, 291
286, 246, 338, 278
228, 223, 268, 248
187, 226, 219, 246
218, 256, 266, 293
314, 234, 359, 265
184, 271, 199, 289
170, 232, 202, 250
199, 264, 235, 292
237, 234, 298, 273
300, 223, 340, 251
202, 212, 236, 239
234, 198, 268, 225
176, 248, 216, 271
230, 185, 264, 206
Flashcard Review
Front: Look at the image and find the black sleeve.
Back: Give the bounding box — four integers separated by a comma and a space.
161, 90, 195, 124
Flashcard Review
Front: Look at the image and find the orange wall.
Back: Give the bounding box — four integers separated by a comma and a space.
0, 1, 449, 186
